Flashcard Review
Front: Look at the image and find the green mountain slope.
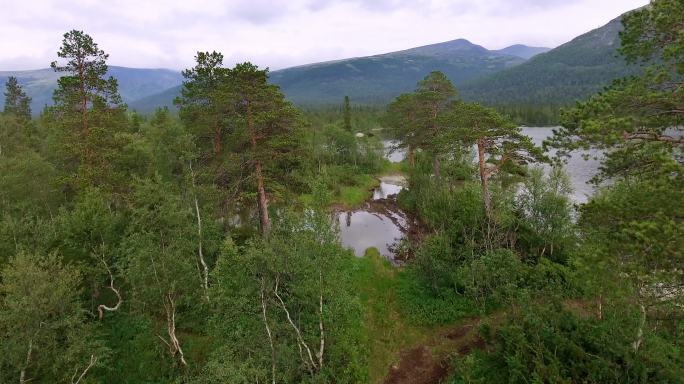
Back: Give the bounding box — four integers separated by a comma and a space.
129, 39, 530, 112
268, 39, 524, 106
0, 67, 183, 113
460, 16, 641, 106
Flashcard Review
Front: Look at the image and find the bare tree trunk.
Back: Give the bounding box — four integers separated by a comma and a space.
19, 339, 32, 384
189, 161, 209, 299
432, 156, 440, 178
160, 293, 188, 368
316, 270, 325, 370
408, 144, 415, 168
632, 303, 646, 352
274, 277, 317, 374
254, 159, 271, 236
97, 256, 122, 319
71, 355, 97, 384
260, 279, 276, 384
247, 104, 271, 236
477, 138, 492, 218
213, 123, 222, 154
77, 58, 91, 164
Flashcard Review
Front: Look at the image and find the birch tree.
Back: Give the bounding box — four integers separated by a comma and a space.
0, 253, 107, 383
122, 177, 202, 369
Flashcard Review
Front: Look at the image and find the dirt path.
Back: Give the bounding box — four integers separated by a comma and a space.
383, 319, 486, 384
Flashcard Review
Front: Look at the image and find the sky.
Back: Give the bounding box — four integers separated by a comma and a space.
0, 0, 650, 71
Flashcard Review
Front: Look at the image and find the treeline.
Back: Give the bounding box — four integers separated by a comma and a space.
0, 31, 386, 383
494, 104, 562, 126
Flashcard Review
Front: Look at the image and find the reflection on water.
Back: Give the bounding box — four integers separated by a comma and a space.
384, 140, 406, 163
339, 129, 602, 261
372, 181, 404, 200
338, 175, 408, 260
337, 209, 406, 259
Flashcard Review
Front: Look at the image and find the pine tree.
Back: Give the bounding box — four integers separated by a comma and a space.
386, 72, 458, 173
441, 102, 545, 217
2, 77, 31, 120
176, 51, 230, 156
48, 30, 127, 191
226, 63, 304, 236
343, 95, 352, 132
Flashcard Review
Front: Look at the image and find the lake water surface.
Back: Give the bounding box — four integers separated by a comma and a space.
337, 128, 602, 260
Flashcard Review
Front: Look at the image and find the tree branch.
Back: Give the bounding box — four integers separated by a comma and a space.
71, 355, 97, 384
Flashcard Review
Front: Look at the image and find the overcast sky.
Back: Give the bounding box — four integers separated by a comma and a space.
0, 0, 650, 71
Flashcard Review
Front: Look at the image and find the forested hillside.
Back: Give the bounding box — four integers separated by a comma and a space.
460, 15, 640, 106
131, 38, 529, 111
0, 1, 682, 383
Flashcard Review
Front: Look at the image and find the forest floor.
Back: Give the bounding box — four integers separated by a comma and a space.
356, 250, 490, 384
382, 318, 487, 384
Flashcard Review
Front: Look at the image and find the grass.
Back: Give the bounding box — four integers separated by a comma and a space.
354, 248, 433, 383
335, 173, 380, 208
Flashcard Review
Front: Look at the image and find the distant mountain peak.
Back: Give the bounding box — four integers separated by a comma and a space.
393, 38, 491, 58
494, 44, 551, 60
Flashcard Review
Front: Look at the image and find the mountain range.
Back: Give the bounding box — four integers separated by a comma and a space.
130, 40, 543, 111
0, 67, 183, 113
1, 9, 639, 114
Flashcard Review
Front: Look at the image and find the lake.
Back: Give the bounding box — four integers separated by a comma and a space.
337, 128, 602, 260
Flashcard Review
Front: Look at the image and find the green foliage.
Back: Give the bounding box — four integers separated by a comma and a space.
514, 167, 575, 263
199, 211, 366, 383
46, 30, 131, 194
452, 301, 684, 383
3, 76, 31, 120
0, 252, 108, 383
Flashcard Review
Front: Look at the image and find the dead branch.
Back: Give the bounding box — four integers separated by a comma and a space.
274, 277, 317, 374
189, 160, 209, 300
163, 293, 188, 367
97, 255, 122, 320
19, 339, 33, 384
316, 270, 325, 370
71, 355, 97, 384
261, 278, 276, 384
622, 131, 684, 145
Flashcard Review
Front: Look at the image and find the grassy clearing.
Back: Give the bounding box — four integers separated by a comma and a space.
354, 248, 433, 383
338, 175, 378, 207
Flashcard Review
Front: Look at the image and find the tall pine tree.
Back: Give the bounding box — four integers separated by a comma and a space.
48, 30, 128, 192
2, 77, 31, 120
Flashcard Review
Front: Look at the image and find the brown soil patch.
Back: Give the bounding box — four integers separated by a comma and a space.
384, 346, 448, 384
382, 319, 488, 384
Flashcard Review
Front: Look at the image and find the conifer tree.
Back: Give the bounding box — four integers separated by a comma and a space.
226, 63, 304, 236
386, 71, 457, 174
2, 77, 31, 120
343, 95, 352, 132
49, 30, 127, 190
441, 102, 545, 217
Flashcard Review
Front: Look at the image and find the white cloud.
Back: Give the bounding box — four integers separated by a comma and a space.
0, 0, 650, 71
